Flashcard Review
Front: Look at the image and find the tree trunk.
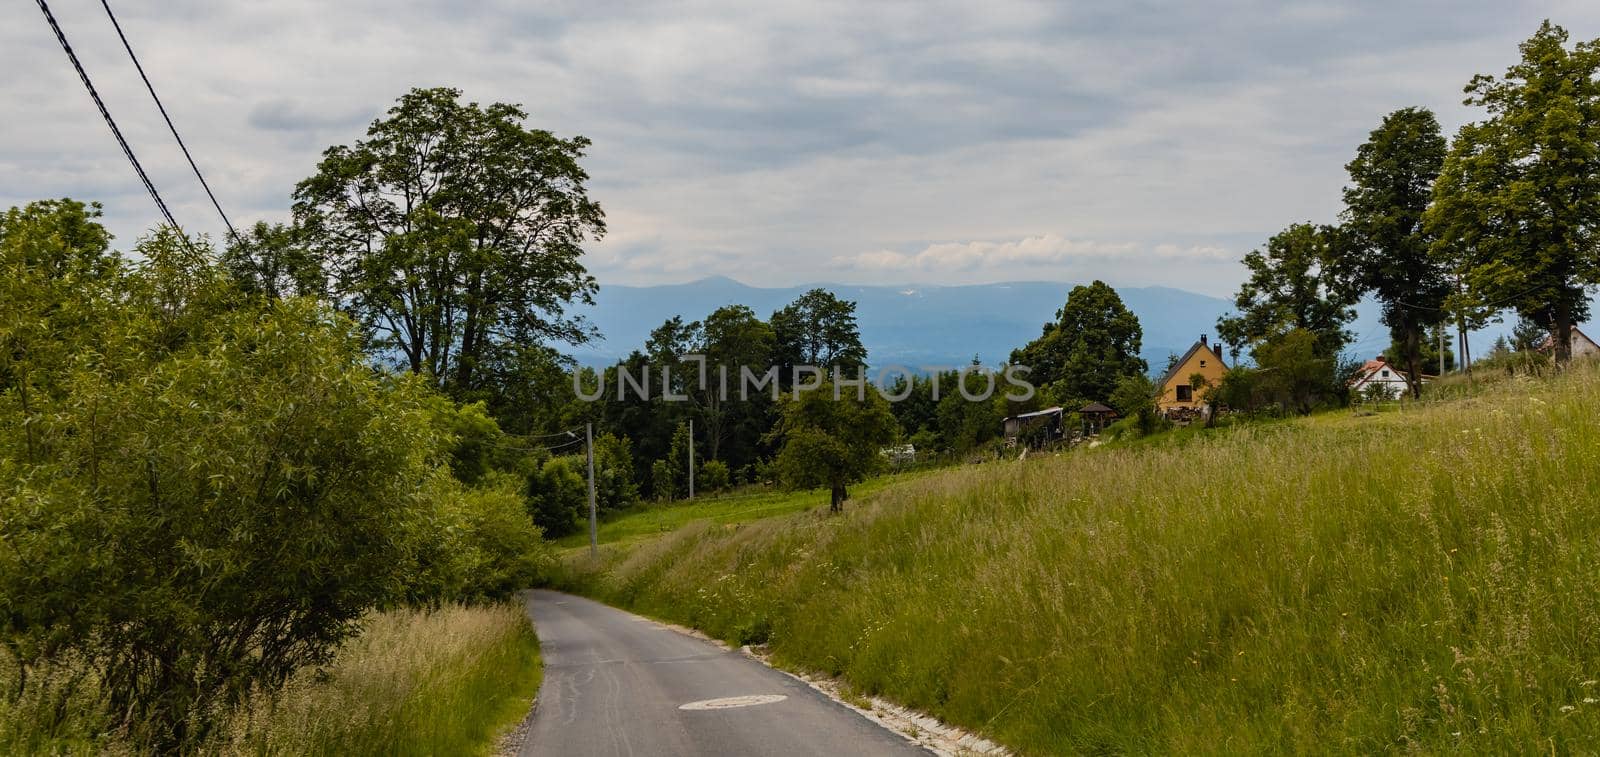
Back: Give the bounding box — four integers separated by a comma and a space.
829, 483, 847, 513
1404, 326, 1423, 399
1554, 299, 1574, 366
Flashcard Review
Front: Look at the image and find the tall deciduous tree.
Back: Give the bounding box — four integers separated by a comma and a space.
698, 305, 776, 465
1009, 280, 1145, 404
1217, 223, 1357, 360
221, 221, 325, 300
1425, 22, 1600, 365
771, 288, 866, 385
767, 384, 898, 512
1340, 107, 1449, 397
293, 87, 604, 394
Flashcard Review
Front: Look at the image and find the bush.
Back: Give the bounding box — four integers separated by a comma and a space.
651, 459, 677, 501
594, 432, 640, 513
1, 214, 551, 750
1, 231, 449, 748
405, 471, 552, 604
699, 459, 731, 492
527, 456, 587, 537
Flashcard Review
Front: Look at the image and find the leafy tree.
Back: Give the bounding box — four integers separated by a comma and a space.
527, 456, 587, 536
1512, 316, 1549, 352
1386, 323, 1455, 375
697, 305, 776, 465
1010, 280, 1146, 403
221, 221, 324, 300
1109, 373, 1161, 435
665, 421, 698, 499
293, 87, 604, 394
934, 369, 1006, 453
1251, 328, 1343, 414
771, 289, 867, 385
1340, 107, 1450, 397
0, 199, 120, 406
600, 351, 675, 491
767, 383, 898, 512
1217, 224, 1358, 360
1187, 371, 1220, 427
650, 459, 676, 501
593, 432, 640, 514
1, 227, 456, 747
698, 459, 731, 492
1425, 22, 1600, 365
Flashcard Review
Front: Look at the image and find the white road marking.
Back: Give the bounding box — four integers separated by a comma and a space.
678, 694, 788, 711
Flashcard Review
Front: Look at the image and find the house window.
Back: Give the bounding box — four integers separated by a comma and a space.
1176, 385, 1193, 401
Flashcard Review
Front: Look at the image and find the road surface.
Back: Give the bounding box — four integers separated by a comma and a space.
519, 589, 929, 757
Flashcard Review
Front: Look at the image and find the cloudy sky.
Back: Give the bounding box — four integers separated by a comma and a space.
5, 1, 1598, 297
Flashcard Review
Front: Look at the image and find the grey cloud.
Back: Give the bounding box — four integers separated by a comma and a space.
246, 99, 373, 134
5, 0, 1600, 299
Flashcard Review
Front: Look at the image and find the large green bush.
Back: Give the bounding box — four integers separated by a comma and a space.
0, 203, 548, 749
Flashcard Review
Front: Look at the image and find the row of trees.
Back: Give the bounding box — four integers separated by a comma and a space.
1218, 22, 1600, 403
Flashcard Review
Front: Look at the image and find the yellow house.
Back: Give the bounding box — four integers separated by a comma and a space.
1157, 335, 1227, 412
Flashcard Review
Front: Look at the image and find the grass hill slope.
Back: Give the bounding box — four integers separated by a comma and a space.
556, 366, 1600, 754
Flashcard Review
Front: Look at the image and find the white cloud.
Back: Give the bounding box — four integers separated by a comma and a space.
834, 235, 1234, 273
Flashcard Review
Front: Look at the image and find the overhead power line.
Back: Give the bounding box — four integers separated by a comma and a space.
34, 0, 186, 239
98, 0, 239, 244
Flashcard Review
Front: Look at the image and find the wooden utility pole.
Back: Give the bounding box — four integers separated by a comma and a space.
586, 423, 597, 558
1439, 327, 1446, 377
687, 419, 695, 499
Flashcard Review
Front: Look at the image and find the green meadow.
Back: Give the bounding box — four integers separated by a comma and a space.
555, 364, 1600, 754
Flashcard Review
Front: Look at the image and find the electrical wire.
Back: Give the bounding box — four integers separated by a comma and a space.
34, 0, 187, 241
98, 0, 239, 244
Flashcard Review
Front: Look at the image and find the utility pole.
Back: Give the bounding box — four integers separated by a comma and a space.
586, 423, 597, 558
687, 419, 695, 499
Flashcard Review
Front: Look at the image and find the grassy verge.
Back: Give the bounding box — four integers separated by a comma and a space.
211, 603, 540, 756
554, 365, 1600, 754
0, 603, 541, 756
555, 470, 935, 552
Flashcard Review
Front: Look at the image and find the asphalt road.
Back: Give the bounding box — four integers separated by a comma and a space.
519, 590, 929, 757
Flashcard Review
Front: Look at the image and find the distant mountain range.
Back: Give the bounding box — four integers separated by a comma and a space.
569, 276, 1530, 373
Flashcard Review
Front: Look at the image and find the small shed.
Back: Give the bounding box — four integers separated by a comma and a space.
1003, 406, 1064, 443
1079, 402, 1117, 435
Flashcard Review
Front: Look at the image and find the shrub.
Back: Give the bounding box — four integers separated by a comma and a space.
699, 459, 731, 492
1, 233, 447, 748
527, 456, 587, 537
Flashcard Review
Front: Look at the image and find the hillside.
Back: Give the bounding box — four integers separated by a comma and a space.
555, 367, 1600, 754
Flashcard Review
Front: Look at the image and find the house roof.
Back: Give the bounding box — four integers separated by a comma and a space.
1080, 402, 1116, 414
1348, 356, 1434, 386
1537, 325, 1600, 353
1158, 339, 1225, 390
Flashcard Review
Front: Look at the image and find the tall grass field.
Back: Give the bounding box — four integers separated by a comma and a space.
556, 365, 1600, 754
0, 603, 540, 756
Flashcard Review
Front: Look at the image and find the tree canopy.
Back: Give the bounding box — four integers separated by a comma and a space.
1218, 223, 1358, 360
1425, 21, 1600, 364
1009, 280, 1145, 404
293, 86, 605, 394
1340, 106, 1449, 396
767, 384, 898, 512
771, 288, 867, 383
